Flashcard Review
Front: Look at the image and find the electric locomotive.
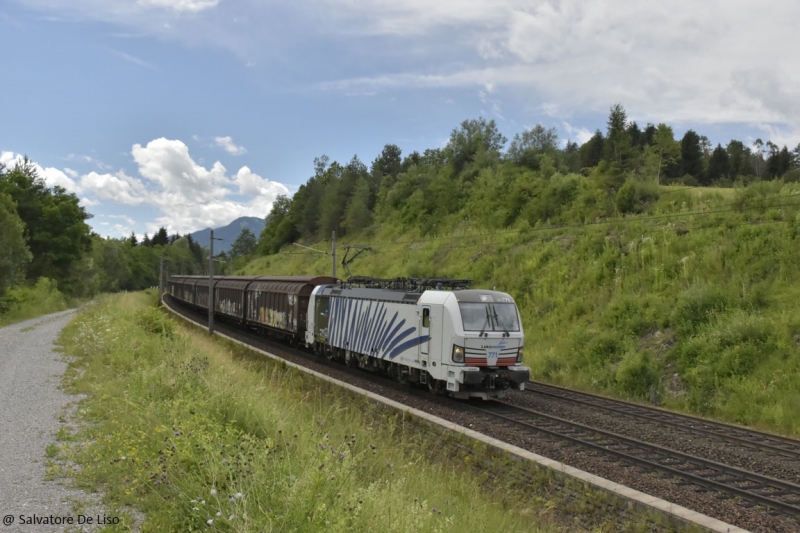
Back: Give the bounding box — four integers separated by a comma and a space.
307, 277, 529, 399
166, 275, 529, 399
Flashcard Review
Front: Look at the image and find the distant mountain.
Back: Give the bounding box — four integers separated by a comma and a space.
189, 216, 265, 254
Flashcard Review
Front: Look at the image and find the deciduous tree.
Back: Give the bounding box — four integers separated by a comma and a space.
651, 124, 680, 184
0, 159, 92, 293
0, 191, 32, 295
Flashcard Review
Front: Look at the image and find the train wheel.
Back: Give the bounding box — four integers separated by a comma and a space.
427, 374, 442, 395
397, 365, 408, 385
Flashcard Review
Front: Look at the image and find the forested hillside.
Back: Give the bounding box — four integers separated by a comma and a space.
248, 104, 800, 435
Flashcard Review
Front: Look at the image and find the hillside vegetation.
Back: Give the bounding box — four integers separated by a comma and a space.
245, 107, 800, 436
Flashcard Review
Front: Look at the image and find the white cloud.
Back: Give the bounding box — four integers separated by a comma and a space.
129, 138, 289, 234
214, 136, 247, 155
316, 1, 800, 140
81, 170, 148, 205
137, 0, 219, 13
107, 214, 136, 225
234, 166, 285, 196
4, 139, 290, 237
563, 122, 594, 145
111, 49, 157, 69
42, 167, 81, 192
1, 151, 81, 193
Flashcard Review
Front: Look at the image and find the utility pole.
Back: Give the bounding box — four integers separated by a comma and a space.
159, 255, 164, 302
292, 230, 338, 279
208, 229, 223, 335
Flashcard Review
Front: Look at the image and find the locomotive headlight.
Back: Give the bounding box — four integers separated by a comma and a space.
452, 346, 464, 363
516, 346, 524, 363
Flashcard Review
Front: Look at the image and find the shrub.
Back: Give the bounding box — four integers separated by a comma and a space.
583, 330, 626, 367
670, 284, 734, 335
135, 307, 174, 338
0, 277, 68, 326
616, 178, 660, 215
783, 169, 800, 183
615, 350, 659, 398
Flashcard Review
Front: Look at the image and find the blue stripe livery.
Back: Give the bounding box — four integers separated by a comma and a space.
328, 298, 429, 360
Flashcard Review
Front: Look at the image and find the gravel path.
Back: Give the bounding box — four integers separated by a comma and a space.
0, 310, 88, 532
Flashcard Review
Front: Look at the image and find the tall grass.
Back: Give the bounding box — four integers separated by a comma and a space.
55, 292, 570, 532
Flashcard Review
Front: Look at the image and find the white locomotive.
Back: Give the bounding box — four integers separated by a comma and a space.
306, 278, 529, 399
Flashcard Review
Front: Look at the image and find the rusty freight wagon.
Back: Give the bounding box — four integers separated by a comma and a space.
167, 275, 338, 342
243, 276, 337, 340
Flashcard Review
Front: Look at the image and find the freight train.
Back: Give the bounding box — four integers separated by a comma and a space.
166, 275, 530, 399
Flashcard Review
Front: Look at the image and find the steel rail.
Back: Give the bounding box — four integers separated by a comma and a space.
466, 401, 800, 518
526, 380, 800, 458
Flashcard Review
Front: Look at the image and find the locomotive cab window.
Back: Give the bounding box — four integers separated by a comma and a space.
422, 308, 430, 328
459, 303, 521, 332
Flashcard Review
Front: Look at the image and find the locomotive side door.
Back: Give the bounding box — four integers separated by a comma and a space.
420, 306, 431, 358
419, 305, 442, 371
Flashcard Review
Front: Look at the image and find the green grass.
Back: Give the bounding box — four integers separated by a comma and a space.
55, 292, 580, 532
243, 183, 800, 436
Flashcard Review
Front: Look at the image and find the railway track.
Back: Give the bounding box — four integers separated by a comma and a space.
465, 401, 800, 518
525, 381, 800, 459
163, 296, 800, 530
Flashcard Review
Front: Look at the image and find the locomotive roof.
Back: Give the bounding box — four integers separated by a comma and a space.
453, 289, 516, 303
320, 285, 421, 303
318, 286, 516, 304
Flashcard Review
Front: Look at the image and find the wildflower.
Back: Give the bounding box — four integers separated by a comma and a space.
229, 497, 235, 503
235, 492, 243, 499
386, 461, 393, 468
206, 519, 213, 525
228, 514, 234, 521
432, 507, 438, 513
210, 488, 217, 496
215, 512, 221, 517
121, 456, 126, 460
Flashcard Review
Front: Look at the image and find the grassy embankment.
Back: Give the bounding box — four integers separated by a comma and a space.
0, 277, 71, 327
242, 182, 800, 435
52, 291, 673, 532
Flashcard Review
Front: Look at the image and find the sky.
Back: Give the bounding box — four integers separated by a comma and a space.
2, 0, 799, 239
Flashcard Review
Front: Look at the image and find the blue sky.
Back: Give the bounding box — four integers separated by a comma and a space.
2, 0, 799, 238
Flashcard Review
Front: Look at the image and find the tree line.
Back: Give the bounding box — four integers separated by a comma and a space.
0, 160, 209, 307
258, 103, 800, 255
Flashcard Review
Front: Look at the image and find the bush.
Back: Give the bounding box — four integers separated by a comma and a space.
615, 350, 659, 398
0, 277, 68, 326
135, 307, 174, 338
616, 178, 660, 215
670, 284, 734, 335
783, 169, 800, 183
583, 330, 626, 366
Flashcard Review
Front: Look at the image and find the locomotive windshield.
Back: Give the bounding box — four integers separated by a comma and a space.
459, 303, 521, 332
